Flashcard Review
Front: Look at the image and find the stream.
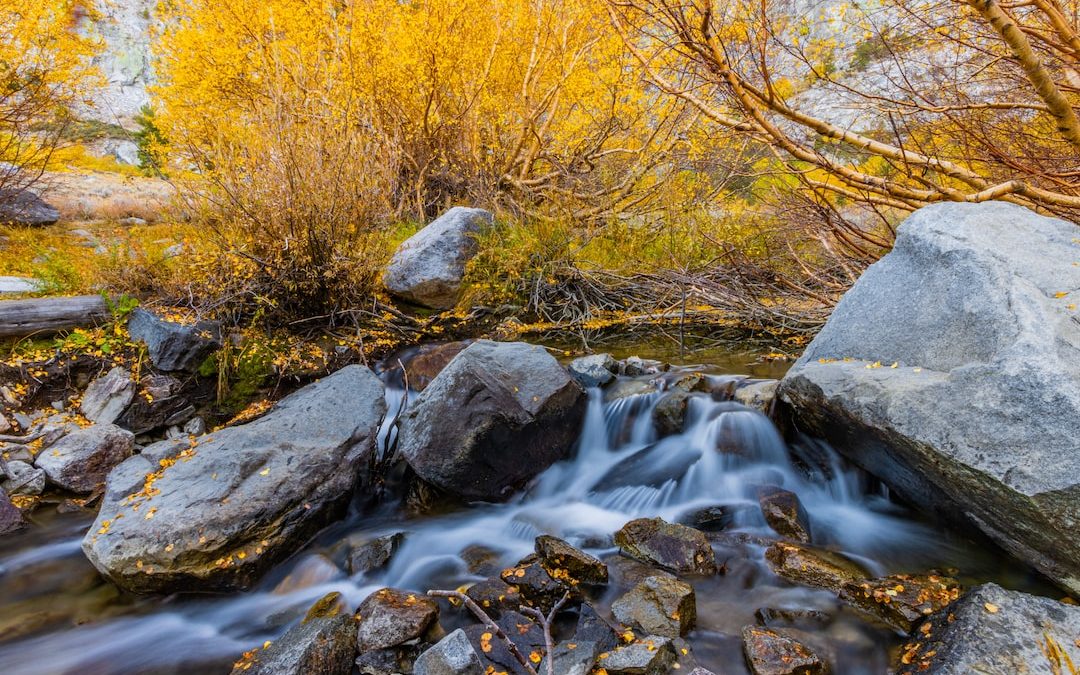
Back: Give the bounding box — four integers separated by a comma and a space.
0, 345, 1052, 674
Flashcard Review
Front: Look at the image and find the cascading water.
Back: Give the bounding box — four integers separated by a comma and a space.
0, 359, 1045, 674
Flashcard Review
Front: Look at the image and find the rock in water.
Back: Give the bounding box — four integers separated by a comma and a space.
382, 207, 494, 309
764, 542, 868, 594
398, 341, 586, 501
127, 307, 223, 372
596, 636, 676, 675
567, 353, 618, 388
413, 629, 484, 675
741, 626, 828, 675
897, 583, 1080, 674
80, 367, 135, 425
0, 488, 25, 534
36, 424, 134, 494
757, 486, 812, 543
356, 588, 439, 652
0, 188, 60, 226
534, 534, 608, 585
612, 575, 696, 637
82, 365, 385, 593
839, 573, 960, 634
614, 517, 717, 576
231, 593, 356, 675
779, 201, 1080, 594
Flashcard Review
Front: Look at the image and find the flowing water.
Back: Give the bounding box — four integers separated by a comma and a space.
0, 348, 1051, 674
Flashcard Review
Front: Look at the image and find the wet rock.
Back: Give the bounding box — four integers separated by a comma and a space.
349, 533, 405, 575
231, 593, 356, 675
757, 486, 812, 543
652, 390, 692, 436
612, 575, 696, 638
742, 626, 828, 675
680, 503, 755, 533
80, 367, 135, 425
460, 544, 502, 575
82, 365, 385, 593
572, 602, 621, 653
399, 342, 470, 391
689, 669, 719, 675
604, 378, 659, 401
764, 541, 868, 593
500, 558, 572, 613
670, 371, 711, 393
1, 460, 45, 496
399, 341, 586, 502
383, 207, 494, 309
356, 588, 440, 652
734, 380, 779, 414
615, 517, 717, 576
464, 610, 546, 675
896, 583, 1080, 674
839, 573, 961, 634
621, 357, 667, 377
127, 307, 223, 372
534, 534, 608, 585
356, 646, 420, 675
541, 640, 601, 675
754, 607, 832, 629
597, 636, 676, 674
36, 424, 134, 494
567, 353, 618, 388
0, 488, 25, 534
0, 188, 60, 226
779, 202, 1080, 594
413, 628, 484, 675
273, 554, 342, 595
464, 577, 521, 619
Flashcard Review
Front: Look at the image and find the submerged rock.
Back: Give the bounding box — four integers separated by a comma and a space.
127, 308, 222, 373
382, 207, 494, 309
82, 365, 385, 593
780, 202, 1080, 594
612, 575, 696, 638
348, 533, 406, 575
413, 628, 484, 675
80, 367, 135, 425
534, 534, 608, 585
399, 341, 586, 502
742, 626, 828, 675
230, 593, 356, 675
757, 486, 812, 543
897, 583, 1080, 674
764, 542, 868, 594
839, 573, 961, 634
567, 353, 619, 388
615, 517, 717, 576
356, 588, 439, 652
36, 424, 134, 494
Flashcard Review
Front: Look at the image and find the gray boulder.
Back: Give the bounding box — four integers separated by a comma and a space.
0, 188, 60, 226
0, 488, 24, 534
127, 307, 222, 372
230, 593, 356, 675
382, 207, 494, 309
567, 353, 618, 388
82, 365, 385, 593
612, 575, 696, 637
596, 636, 676, 674
780, 202, 1080, 594
355, 587, 439, 652
742, 626, 828, 675
413, 629, 484, 675
614, 517, 717, 576
398, 341, 587, 501
897, 584, 1080, 674
80, 367, 135, 424
1, 460, 45, 496
36, 424, 134, 493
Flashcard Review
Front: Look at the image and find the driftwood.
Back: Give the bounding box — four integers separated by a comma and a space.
0, 295, 109, 338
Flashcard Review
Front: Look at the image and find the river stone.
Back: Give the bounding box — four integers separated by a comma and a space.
464, 610, 546, 675
897, 583, 1080, 674
464, 577, 522, 619
539, 639, 600, 675
839, 573, 961, 634
36, 424, 134, 493
0, 488, 24, 534
413, 628, 484, 675
231, 593, 356, 675
764, 542, 869, 594
573, 602, 621, 652
596, 636, 676, 675
734, 380, 779, 414
567, 353, 618, 388
82, 365, 385, 593
535, 534, 608, 585
779, 202, 1080, 594
612, 575, 696, 637
398, 340, 586, 502
741, 626, 828, 675
356, 588, 439, 652
653, 390, 692, 437
382, 207, 494, 309
348, 532, 405, 575
127, 307, 223, 372
2, 460, 45, 496
757, 486, 812, 543
615, 517, 717, 576
80, 367, 135, 425
0, 188, 60, 226
500, 557, 573, 613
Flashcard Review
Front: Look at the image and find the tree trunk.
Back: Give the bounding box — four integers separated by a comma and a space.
0, 296, 109, 338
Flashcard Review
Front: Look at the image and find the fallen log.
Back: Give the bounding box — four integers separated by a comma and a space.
0, 295, 110, 338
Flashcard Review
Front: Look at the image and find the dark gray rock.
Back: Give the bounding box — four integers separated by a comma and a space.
534, 534, 608, 585
399, 341, 586, 501
1, 460, 44, 496
383, 207, 494, 309
757, 486, 812, 543
839, 573, 960, 634
127, 308, 222, 372
464, 610, 546, 675
742, 625, 828, 675
500, 558, 573, 614
349, 533, 405, 575
356, 587, 439, 652
652, 390, 692, 436
36, 424, 134, 493
596, 636, 676, 674
779, 202, 1080, 594
734, 380, 779, 414
0, 488, 24, 534
615, 517, 717, 576
230, 593, 356, 675
764, 541, 868, 594
80, 367, 135, 424
539, 640, 600, 675
0, 188, 60, 226
572, 603, 621, 653
612, 575, 696, 638
464, 577, 521, 619
897, 583, 1080, 674
82, 365, 385, 593
413, 628, 484, 675
567, 353, 618, 388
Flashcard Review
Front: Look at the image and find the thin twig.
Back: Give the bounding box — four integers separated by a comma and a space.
519, 592, 571, 675
427, 590, 539, 675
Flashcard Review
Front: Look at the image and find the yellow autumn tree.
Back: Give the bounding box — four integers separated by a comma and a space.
151, 0, 696, 314
0, 0, 101, 197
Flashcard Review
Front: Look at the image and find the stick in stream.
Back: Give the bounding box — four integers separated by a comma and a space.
427, 590, 539, 675
520, 592, 572, 675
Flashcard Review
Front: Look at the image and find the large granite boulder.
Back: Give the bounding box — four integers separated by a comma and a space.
780, 202, 1080, 594
897, 583, 1080, 674
127, 308, 223, 372
82, 365, 385, 593
0, 188, 60, 226
398, 341, 586, 501
382, 207, 494, 309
